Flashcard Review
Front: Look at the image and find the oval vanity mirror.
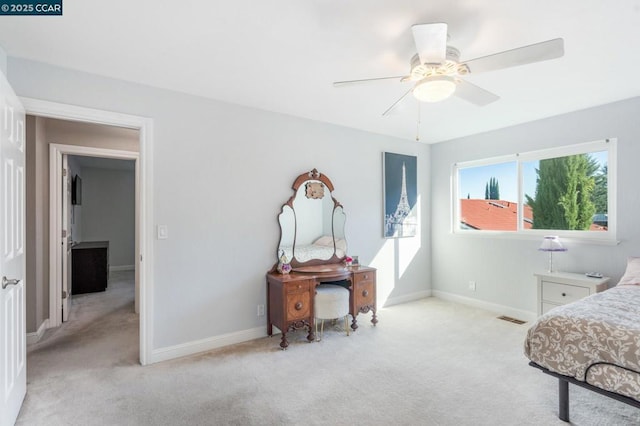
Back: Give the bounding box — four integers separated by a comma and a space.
276, 169, 347, 268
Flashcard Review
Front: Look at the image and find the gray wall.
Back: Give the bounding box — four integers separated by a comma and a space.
25, 116, 49, 332
431, 97, 640, 317
81, 166, 135, 268
10, 57, 432, 349
0, 45, 6, 76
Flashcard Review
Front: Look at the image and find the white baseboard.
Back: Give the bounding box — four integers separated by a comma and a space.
149, 326, 267, 364
110, 265, 135, 272
383, 290, 432, 307
149, 288, 533, 364
432, 290, 537, 323
27, 318, 49, 345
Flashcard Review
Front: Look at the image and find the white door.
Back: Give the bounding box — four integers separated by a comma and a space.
0, 71, 26, 425
61, 155, 71, 321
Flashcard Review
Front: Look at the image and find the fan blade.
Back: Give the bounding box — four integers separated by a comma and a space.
463, 38, 564, 74
382, 87, 413, 116
411, 23, 448, 65
333, 76, 408, 87
454, 79, 500, 106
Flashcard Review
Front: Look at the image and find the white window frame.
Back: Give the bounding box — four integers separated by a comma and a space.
451, 138, 617, 243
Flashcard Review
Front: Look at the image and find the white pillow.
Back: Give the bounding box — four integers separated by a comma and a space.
335, 239, 347, 252
617, 257, 640, 286
313, 236, 333, 247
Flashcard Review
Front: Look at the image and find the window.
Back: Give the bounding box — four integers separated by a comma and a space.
453, 139, 616, 240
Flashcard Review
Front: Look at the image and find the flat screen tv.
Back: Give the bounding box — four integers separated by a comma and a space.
72, 175, 82, 205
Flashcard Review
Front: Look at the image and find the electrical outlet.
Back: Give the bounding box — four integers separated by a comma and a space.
468, 281, 476, 291
257, 304, 265, 316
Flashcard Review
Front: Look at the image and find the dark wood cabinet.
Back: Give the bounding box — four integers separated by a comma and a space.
266, 265, 377, 349
72, 241, 109, 294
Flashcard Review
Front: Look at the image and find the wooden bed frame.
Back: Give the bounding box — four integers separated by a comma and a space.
529, 361, 640, 422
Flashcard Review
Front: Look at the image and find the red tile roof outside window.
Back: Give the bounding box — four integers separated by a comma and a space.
460, 199, 606, 231
460, 199, 532, 230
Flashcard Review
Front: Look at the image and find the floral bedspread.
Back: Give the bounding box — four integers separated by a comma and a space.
524, 285, 640, 401
280, 244, 345, 263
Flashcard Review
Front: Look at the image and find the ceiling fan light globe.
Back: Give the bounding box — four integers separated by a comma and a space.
413, 75, 456, 102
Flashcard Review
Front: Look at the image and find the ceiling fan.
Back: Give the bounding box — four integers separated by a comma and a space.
333, 23, 564, 116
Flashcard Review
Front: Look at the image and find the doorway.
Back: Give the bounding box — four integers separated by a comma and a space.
22, 98, 153, 365
63, 154, 137, 323
50, 142, 139, 322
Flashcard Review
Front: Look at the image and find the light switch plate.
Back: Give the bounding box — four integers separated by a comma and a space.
157, 224, 168, 239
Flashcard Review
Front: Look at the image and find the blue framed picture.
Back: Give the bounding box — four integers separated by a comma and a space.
383, 152, 417, 238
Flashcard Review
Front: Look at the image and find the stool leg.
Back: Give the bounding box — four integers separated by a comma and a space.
318, 319, 324, 341
315, 318, 318, 342
344, 315, 350, 336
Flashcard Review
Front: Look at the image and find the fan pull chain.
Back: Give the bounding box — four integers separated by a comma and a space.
415, 101, 421, 142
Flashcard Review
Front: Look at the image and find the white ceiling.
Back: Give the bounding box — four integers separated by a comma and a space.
2, 0, 640, 143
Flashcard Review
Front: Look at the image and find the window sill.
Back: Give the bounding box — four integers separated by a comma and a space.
451, 230, 620, 246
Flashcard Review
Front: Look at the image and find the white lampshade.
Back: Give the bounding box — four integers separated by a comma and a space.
538, 236, 567, 252
538, 236, 567, 273
413, 76, 456, 102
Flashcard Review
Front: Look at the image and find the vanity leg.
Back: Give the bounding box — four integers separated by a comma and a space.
351, 315, 359, 331
371, 310, 378, 326
307, 325, 315, 343
280, 333, 289, 350
267, 323, 273, 336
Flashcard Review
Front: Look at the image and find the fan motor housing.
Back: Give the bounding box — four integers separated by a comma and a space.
409, 46, 469, 81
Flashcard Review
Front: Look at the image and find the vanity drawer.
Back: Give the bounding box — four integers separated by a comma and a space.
286, 289, 311, 321
354, 280, 375, 307
354, 271, 374, 284
285, 280, 311, 294
542, 281, 590, 305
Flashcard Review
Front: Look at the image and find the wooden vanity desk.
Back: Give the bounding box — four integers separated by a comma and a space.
267, 264, 377, 349
267, 168, 378, 349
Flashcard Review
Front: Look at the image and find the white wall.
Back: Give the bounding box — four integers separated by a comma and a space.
9, 58, 431, 352
80, 166, 135, 268
431, 97, 640, 318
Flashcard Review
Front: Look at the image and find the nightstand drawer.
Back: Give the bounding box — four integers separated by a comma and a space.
542, 302, 561, 315
542, 281, 590, 305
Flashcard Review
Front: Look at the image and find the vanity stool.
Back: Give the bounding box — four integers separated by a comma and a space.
314, 284, 350, 341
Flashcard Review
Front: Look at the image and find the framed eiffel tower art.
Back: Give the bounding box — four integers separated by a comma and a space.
383, 152, 418, 238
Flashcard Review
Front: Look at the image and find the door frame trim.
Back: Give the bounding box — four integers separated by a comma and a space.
21, 97, 153, 365
50, 144, 139, 321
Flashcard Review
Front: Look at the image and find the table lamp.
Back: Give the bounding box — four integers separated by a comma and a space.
538, 236, 567, 272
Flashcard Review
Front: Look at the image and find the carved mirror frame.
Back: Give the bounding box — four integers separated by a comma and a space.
276, 168, 347, 269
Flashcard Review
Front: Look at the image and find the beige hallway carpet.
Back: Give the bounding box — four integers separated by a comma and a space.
17, 274, 640, 425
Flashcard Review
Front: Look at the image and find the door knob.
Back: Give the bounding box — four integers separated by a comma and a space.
2, 276, 20, 289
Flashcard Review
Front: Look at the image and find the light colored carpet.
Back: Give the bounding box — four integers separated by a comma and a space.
17, 272, 640, 425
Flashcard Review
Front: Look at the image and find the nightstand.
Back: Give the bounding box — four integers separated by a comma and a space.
534, 271, 610, 316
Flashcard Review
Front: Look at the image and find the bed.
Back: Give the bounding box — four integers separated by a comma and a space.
280, 236, 346, 263
524, 258, 640, 421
